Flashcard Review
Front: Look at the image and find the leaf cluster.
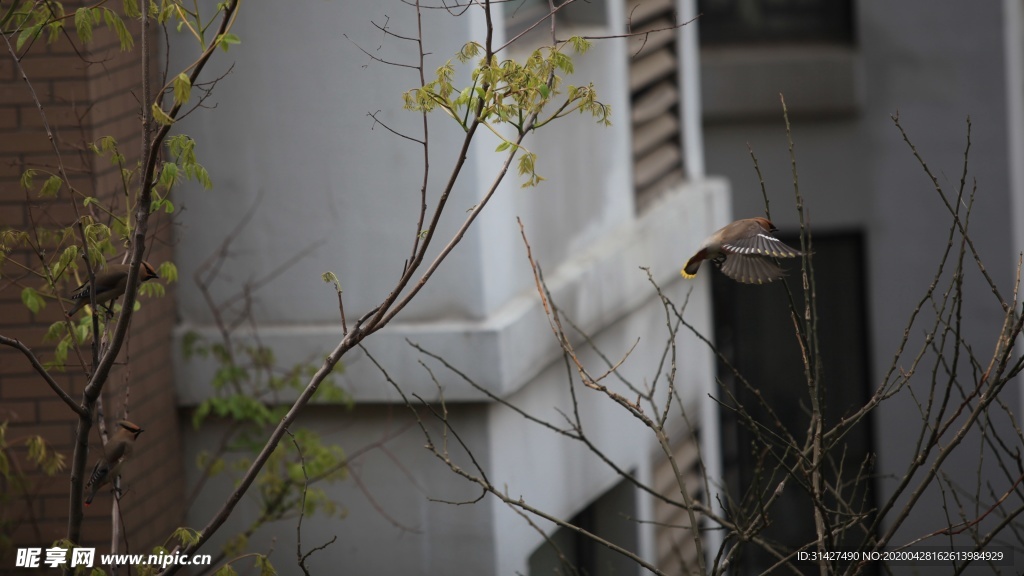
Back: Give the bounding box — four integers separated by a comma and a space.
403, 36, 611, 187
183, 331, 352, 559
0, 129, 210, 368
0, 422, 66, 559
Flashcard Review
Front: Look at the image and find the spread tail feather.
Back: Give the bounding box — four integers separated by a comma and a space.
681, 250, 706, 279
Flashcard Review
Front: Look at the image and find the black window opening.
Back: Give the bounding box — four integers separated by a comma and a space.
712, 231, 877, 575
528, 479, 639, 576
697, 0, 855, 46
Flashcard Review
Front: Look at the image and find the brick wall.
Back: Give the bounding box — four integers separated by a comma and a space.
0, 10, 184, 567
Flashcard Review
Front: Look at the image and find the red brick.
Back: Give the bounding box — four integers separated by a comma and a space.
0, 83, 37, 106
0, 201, 25, 227
0, 130, 54, 154
21, 54, 90, 82
42, 493, 73, 519
0, 398, 37, 421
0, 157, 25, 178
0, 57, 13, 81
0, 106, 17, 129
27, 199, 91, 228
91, 107, 140, 136
83, 30, 135, 61
27, 103, 89, 130
0, 302, 32, 327
7, 422, 74, 451
45, 29, 90, 56
20, 154, 88, 176
0, 20, 178, 557
38, 396, 80, 422
0, 377, 66, 405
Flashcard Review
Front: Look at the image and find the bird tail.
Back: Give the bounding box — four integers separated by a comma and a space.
67, 299, 84, 316
681, 250, 706, 279
84, 460, 105, 506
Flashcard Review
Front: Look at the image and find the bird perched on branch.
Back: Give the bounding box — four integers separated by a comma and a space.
85, 420, 144, 506
681, 217, 802, 284
66, 261, 160, 316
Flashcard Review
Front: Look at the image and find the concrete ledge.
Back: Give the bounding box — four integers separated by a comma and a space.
174, 177, 730, 405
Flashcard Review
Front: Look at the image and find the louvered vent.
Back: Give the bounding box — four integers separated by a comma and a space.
653, 427, 704, 575
627, 0, 684, 209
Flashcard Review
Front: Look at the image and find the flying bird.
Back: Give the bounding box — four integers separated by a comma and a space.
85, 420, 144, 506
681, 217, 802, 284
67, 261, 160, 316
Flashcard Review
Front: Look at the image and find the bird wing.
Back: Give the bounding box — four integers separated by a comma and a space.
723, 231, 801, 259
104, 436, 129, 463
720, 254, 785, 284
86, 459, 107, 487
69, 266, 128, 301
69, 279, 92, 300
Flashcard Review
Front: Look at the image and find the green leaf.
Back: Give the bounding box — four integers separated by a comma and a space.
54, 338, 70, 368
39, 175, 62, 198
122, 0, 141, 18
568, 35, 591, 53
74, 323, 89, 344
195, 165, 212, 189
45, 319, 69, 343
151, 104, 175, 126
173, 73, 191, 106
74, 7, 94, 44
56, 245, 79, 273
215, 33, 240, 52
158, 162, 179, 188
255, 554, 276, 576
150, 197, 175, 214
182, 330, 204, 360
495, 141, 511, 153
158, 261, 178, 283
17, 24, 42, 51
171, 527, 202, 547
192, 402, 211, 428
102, 8, 134, 51
138, 282, 165, 297
21, 287, 45, 314
0, 2, 19, 28
19, 169, 35, 190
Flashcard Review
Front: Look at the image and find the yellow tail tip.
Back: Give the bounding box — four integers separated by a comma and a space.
681, 269, 697, 279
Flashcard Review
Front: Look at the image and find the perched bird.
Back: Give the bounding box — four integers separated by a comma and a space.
681, 217, 802, 284
84, 420, 144, 506
66, 261, 160, 316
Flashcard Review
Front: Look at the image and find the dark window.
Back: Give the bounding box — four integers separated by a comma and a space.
698, 0, 854, 45
529, 479, 639, 576
713, 232, 877, 575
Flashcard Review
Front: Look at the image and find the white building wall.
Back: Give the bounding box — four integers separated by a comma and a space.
171, 0, 724, 573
